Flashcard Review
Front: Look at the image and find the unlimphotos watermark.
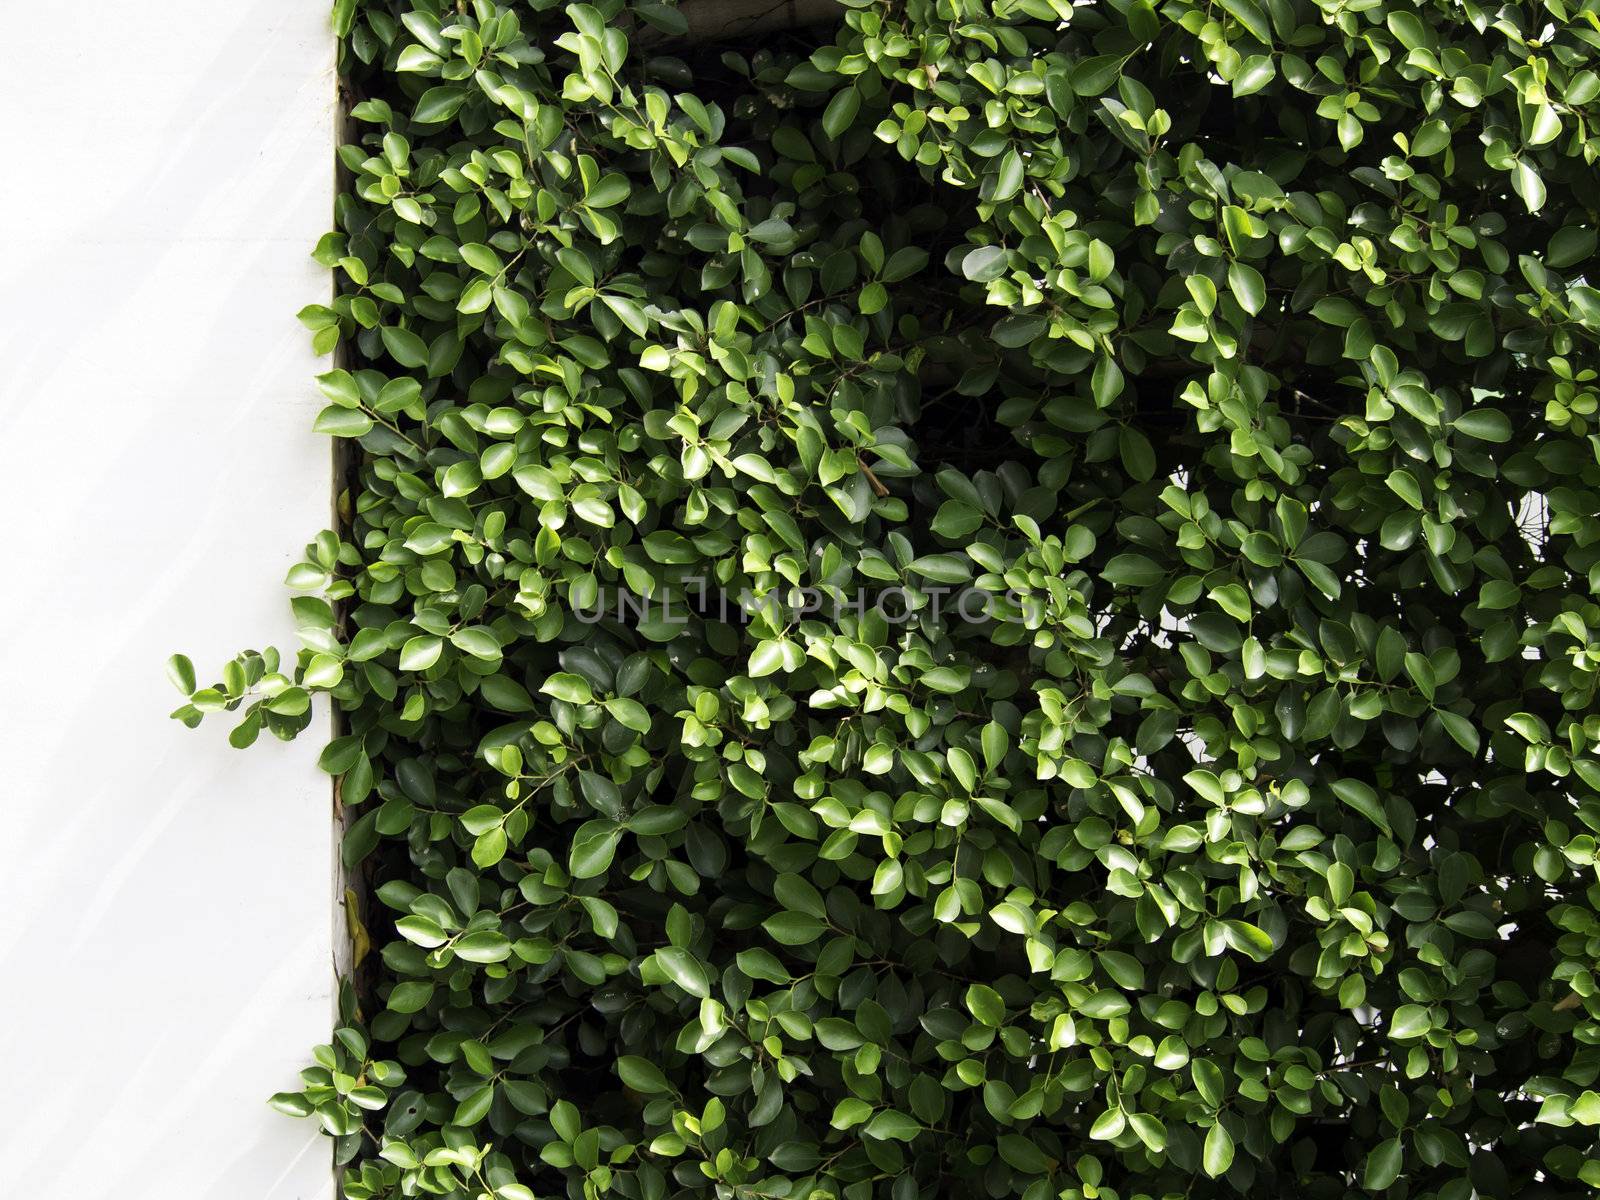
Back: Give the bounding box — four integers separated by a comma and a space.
571, 580, 1046, 627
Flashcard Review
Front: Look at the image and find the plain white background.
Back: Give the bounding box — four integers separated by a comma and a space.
0, 5, 337, 1196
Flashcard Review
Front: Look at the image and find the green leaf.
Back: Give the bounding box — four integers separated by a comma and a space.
1385, 11, 1428, 50
605, 696, 651, 733
1363, 1137, 1403, 1190
617, 1056, 671, 1094
601, 294, 651, 336
965, 983, 1006, 1026
831, 1097, 872, 1129
396, 915, 448, 949
774, 872, 826, 919
450, 627, 501, 659
921, 666, 971, 694
1202, 1123, 1235, 1178
1089, 1108, 1126, 1140
541, 672, 593, 704
1385, 469, 1423, 509
1513, 160, 1547, 212
1331, 778, 1391, 835
1233, 55, 1275, 97
1549, 225, 1597, 269
863, 1110, 921, 1141
316, 369, 360, 406
1119, 426, 1156, 481
962, 245, 1009, 283
1220, 0, 1271, 43
993, 151, 1025, 202
907, 555, 971, 584
166, 653, 196, 694
821, 86, 861, 139
332, 0, 356, 36
763, 910, 826, 945
398, 636, 443, 672
655, 947, 710, 997
1227, 260, 1266, 314
1103, 553, 1164, 587
379, 325, 429, 368
313, 406, 374, 437
1071, 55, 1124, 96
931, 500, 983, 538
1436, 709, 1480, 753
997, 1134, 1051, 1174
1389, 1004, 1431, 1040
455, 930, 510, 962
1193, 1058, 1225, 1107
1453, 409, 1511, 442
414, 86, 467, 124
569, 820, 621, 880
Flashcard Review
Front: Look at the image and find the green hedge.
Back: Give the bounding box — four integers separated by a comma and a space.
174, 0, 1600, 1194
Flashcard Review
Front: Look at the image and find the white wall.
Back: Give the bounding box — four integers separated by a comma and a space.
0, 6, 336, 1197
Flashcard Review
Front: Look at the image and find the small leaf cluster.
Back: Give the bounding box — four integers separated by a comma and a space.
176, 0, 1600, 1195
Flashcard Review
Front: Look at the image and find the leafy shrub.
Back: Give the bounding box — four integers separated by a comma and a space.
172, 0, 1600, 1195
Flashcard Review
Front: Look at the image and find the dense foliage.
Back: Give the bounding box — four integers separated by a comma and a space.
172, 0, 1600, 1194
